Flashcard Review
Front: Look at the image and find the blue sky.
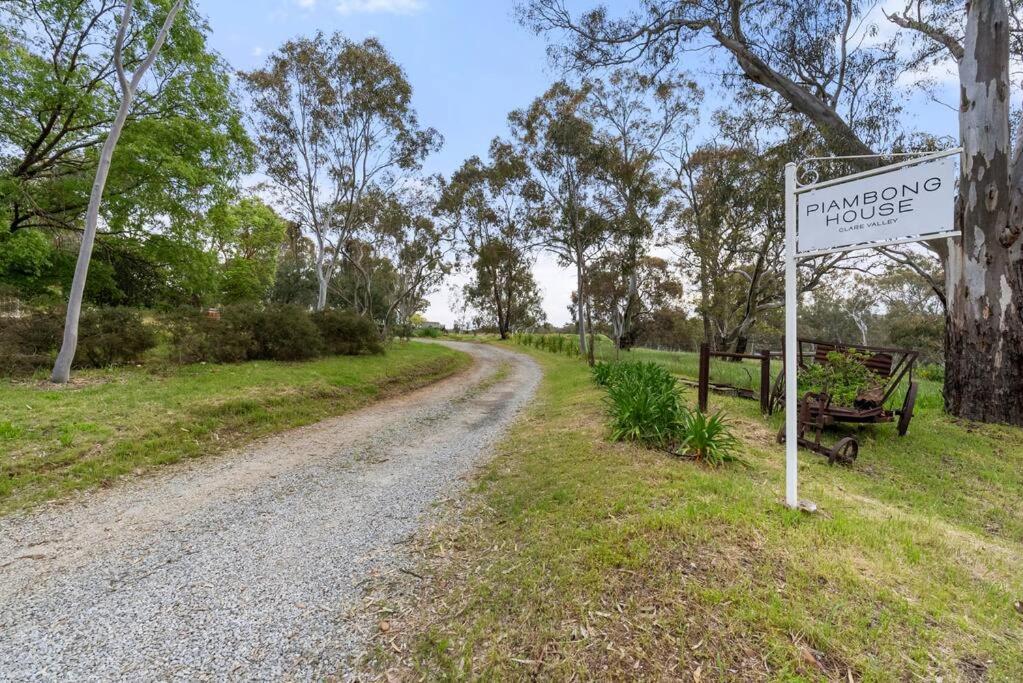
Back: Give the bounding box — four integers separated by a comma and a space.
203, 0, 555, 180
196, 0, 961, 326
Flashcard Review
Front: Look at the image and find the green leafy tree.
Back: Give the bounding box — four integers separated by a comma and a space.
510, 81, 608, 357
0, 0, 251, 236
584, 70, 694, 350
208, 198, 287, 303
49, 0, 185, 383
437, 138, 544, 338
588, 254, 683, 351
240, 33, 440, 311
372, 182, 454, 334
464, 239, 546, 338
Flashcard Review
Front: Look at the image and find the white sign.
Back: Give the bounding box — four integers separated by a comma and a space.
782, 149, 960, 510
797, 154, 956, 254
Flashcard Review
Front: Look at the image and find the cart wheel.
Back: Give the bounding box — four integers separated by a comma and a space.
897, 382, 919, 436
828, 437, 858, 465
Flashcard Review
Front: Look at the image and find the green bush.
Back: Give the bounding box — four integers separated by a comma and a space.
162, 307, 253, 364
416, 326, 442, 339
164, 305, 325, 364
602, 362, 684, 446
312, 309, 382, 356
1, 307, 156, 374
0, 309, 62, 374
798, 349, 883, 407
248, 304, 323, 361
75, 307, 157, 368
917, 363, 945, 382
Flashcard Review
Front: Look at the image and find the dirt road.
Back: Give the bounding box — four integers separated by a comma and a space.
0, 341, 539, 681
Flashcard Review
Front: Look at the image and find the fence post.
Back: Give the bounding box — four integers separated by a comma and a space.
759, 349, 772, 415
698, 342, 710, 412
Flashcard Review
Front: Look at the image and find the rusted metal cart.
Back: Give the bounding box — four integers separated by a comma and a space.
772, 338, 921, 461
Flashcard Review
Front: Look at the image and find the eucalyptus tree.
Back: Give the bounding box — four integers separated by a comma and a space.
463, 239, 547, 337
48, 0, 185, 384
510, 82, 609, 356
663, 127, 845, 353
437, 138, 545, 338
525, 0, 1023, 424
587, 253, 683, 350
584, 70, 696, 349
373, 181, 455, 335
241, 33, 440, 311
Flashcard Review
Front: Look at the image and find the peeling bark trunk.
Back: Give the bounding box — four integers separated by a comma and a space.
945, 0, 1023, 425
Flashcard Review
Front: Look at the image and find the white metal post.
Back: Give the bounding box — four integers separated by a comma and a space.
784, 163, 799, 509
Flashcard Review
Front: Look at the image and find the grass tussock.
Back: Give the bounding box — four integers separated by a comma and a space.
362, 344, 1023, 682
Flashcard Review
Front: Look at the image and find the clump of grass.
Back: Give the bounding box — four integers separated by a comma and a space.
595, 360, 742, 465
676, 408, 743, 465
603, 362, 681, 445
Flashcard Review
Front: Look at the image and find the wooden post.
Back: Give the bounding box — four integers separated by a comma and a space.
760, 349, 772, 415
698, 342, 710, 413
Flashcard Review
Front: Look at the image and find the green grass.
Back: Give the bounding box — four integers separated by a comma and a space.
371, 344, 1023, 681
0, 342, 470, 514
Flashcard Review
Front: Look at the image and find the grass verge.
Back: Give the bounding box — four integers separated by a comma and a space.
365, 345, 1022, 681
0, 342, 470, 514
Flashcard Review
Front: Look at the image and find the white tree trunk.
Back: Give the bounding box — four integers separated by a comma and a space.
51, 0, 183, 384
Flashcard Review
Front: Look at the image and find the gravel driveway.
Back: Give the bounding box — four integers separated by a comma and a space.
0, 341, 539, 681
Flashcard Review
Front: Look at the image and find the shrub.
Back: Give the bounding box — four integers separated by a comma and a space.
917, 363, 945, 383
75, 307, 157, 368
0, 309, 62, 375
595, 360, 742, 467
248, 304, 323, 361
416, 326, 442, 339
163, 307, 254, 364
602, 362, 685, 446
1, 307, 156, 374
798, 349, 882, 407
312, 309, 382, 356
164, 304, 326, 364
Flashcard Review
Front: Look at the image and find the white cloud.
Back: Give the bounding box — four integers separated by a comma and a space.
336, 0, 425, 16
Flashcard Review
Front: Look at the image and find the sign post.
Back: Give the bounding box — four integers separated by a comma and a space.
782, 149, 959, 509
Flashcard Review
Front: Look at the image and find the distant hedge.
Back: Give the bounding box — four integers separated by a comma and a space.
0, 305, 384, 376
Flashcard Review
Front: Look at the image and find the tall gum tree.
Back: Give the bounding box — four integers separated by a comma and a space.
241, 34, 439, 311
523, 0, 1023, 425
510, 82, 609, 356
50, 0, 185, 384
437, 138, 544, 338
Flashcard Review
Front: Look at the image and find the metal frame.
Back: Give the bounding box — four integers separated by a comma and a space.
783, 148, 959, 509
